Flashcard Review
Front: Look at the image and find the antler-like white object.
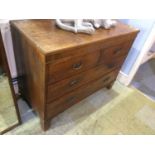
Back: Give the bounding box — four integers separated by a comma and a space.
55, 19, 117, 35
90, 19, 117, 29
56, 19, 95, 34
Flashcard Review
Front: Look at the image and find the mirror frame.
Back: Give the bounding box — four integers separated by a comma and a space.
0, 30, 21, 134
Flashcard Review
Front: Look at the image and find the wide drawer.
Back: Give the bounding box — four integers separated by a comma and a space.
46, 70, 119, 119
47, 49, 101, 84
47, 55, 126, 102
47, 40, 132, 84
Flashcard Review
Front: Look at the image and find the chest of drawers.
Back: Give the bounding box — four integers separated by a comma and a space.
10, 20, 139, 131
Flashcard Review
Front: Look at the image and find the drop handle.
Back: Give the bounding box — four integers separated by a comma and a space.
72, 61, 83, 70
103, 77, 110, 83
66, 96, 76, 104
69, 79, 79, 86
114, 48, 122, 54
107, 63, 115, 68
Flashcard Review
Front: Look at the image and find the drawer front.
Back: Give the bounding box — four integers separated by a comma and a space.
47, 49, 101, 84
47, 55, 126, 102
47, 70, 119, 119
99, 41, 133, 65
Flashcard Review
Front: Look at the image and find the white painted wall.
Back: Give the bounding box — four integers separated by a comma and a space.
119, 19, 155, 75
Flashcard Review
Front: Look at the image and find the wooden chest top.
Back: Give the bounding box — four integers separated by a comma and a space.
10, 20, 138, 55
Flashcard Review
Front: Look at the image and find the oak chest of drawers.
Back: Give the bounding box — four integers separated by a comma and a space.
10, 20, 139, 131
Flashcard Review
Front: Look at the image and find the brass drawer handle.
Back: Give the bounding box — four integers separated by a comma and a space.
69, 79, 79, 86
114, 48, 122, 54
72, 61, 83, 70
66, 96, 76, 104
107, 63, 115, 68
103, 77, 110, 83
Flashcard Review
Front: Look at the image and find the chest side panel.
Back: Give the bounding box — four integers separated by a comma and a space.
11, 24, 46, 120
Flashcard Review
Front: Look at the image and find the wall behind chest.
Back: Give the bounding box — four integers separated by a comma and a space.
119, 19, 155, 75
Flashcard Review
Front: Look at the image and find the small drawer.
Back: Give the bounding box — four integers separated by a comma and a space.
47, 50, 101, 84
47, 55, 125, 102
47, 70, 119, 119
99, 41, 133, 65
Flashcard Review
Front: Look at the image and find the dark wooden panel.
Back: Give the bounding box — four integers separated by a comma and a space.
47, 70, 119, 119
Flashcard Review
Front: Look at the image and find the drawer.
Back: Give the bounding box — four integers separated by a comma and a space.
99, 41, 133, 65
47, 49, 101, 84
47, 70, 119, 119
47, 55, 126, 102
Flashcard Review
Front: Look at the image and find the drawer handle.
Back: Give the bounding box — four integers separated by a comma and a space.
103, 77, 110, 83
107, 63, 115, 68
114, 48, 122, 54
72, 61, 83, 70
66, 96, 76, 104
69, 79, 79, 86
